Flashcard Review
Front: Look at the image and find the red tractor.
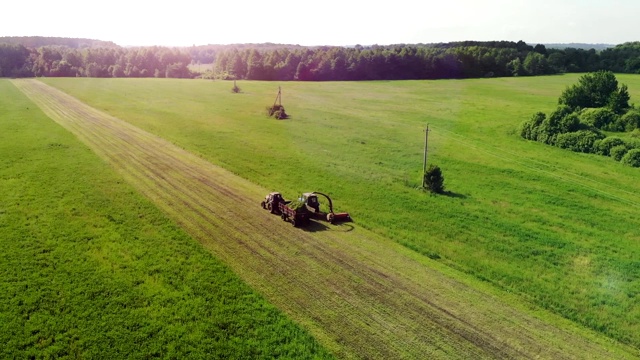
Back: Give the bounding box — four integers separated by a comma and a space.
261, 192, 284, 214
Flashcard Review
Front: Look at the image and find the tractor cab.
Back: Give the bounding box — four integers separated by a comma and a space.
301, 192, 320, 213
267, 192, 283, 204
262, 192, 284, 213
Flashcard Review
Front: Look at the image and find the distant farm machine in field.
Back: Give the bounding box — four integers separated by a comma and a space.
261, 191, 351, 227
267, 86, 288, 119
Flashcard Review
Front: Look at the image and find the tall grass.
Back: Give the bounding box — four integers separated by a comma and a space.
42, 75, 640, 348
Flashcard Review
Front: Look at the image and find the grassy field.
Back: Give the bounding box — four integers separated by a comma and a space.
12, 78, 636, 359
38, 75, 640, 351
0, 80, 331, 358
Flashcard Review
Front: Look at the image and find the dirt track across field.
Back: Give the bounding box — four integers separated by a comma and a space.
13, 79, 636, 359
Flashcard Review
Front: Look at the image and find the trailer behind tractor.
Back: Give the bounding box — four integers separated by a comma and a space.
261, 192, 310, 227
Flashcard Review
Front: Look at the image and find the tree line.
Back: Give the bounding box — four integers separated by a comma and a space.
210, 41, 640, 81
2, 38, 640, 80
0, 43, 190, 78
0, 36, 118, 49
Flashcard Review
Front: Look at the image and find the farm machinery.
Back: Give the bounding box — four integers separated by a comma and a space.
261, 192, 310, 227
299, 192, 351, 224
260, 191, 351, 227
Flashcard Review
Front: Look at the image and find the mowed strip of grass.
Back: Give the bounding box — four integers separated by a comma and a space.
40, 75, 640, 350
0, 80, 331, 359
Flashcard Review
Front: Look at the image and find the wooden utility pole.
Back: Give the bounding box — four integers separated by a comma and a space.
422, 125, 430, 188
273, 86, 282, 108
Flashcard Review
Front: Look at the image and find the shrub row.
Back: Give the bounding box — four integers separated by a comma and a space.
521, 108, 640, 167
520, 72, 640, 167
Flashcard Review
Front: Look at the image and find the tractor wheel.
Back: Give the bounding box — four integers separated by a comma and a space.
291, 218, 297, 227
267, 203, 272, 211
281, 214, 287, 221
261, 201, 266, 209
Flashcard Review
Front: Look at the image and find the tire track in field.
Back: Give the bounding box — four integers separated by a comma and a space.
13, 79, 636, 360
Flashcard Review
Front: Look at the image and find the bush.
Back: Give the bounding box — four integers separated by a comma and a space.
520, 71, 638, 166
620, 110, 640, 131
621, 149, 640, 167
537, 106, 579, 144
594, 136, 625, 156
520, 112, 546, 140
555, 130, 604, 153
610, 145, 629, 161
625, 140, 640, 153
558, 113, 582, 133
579, 108, 619, 130
549, 105, 574, 124
423, 164, 445, 194
521, 107, 583, 145
267, 105, 288, 119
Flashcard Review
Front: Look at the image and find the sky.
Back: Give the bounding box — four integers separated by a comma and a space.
2, 0, 639, 47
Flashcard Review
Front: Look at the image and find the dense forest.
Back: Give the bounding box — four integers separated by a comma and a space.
0, 36, 118, 49
2, 37, 640, 80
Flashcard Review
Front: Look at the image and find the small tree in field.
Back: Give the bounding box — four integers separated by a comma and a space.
424, 165, 445, 194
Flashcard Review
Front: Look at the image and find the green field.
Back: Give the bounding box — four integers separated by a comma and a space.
3, 75, 640, 357
0, 80, 331, 358
37, 75, 640, 350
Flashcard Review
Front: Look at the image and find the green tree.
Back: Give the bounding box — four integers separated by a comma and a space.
608, 84, 630, 114
165, 63, 190, 78
246, 49, 264, 80
423, 165, 445, 194
523, 52, 548, 75
507, 58, 525, 76
547, 51, 566, 73
559, 71, 627, 111
0, 44, 31, 77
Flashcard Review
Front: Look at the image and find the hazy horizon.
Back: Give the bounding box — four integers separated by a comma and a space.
2, 0, 638, 47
